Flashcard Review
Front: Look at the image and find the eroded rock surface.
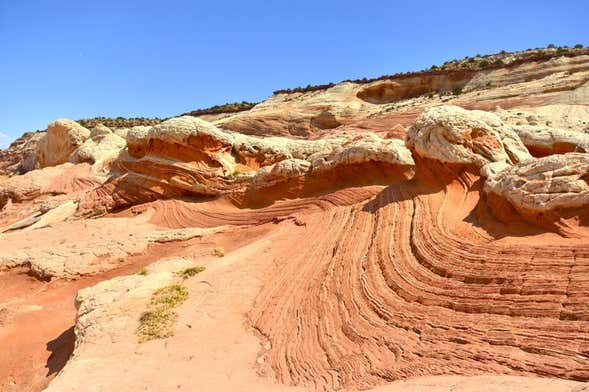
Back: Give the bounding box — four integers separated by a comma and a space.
0, 211, 225, 279
37, 120, 91, 168
78, 116, 414, 213
0, 163, 102, 210
2, 50, 589, 392
511, 124, 589, 155
407, 105, 531, 167
0, 131, 44, 175
484, 153, 589, 227
70, 131, 126, 170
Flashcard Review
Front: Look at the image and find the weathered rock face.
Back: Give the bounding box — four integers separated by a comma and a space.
37, 119, 91, 168
407, 106, 532, 168
70, 131, 126, 169
511, 124, 589, 155
89, 124, 113, 138
495, 104, 589, 133
0, 214, 223, 278
0, 131, 44, 175
78, 116, 414, 213
484, 153, 589, 225
215, 83, 377, 137
0, 163, 102, 210
356, 71, 476, 104
3, 51, 589, 392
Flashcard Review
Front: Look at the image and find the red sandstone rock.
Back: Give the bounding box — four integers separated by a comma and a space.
0, 50, 589, 392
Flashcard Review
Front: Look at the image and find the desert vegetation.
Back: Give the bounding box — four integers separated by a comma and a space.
180, 101, 257, 117
137, 284, 189, 342
179, 266, 205, 279
75, 102, 258, 130
77, 116, 163, 128
273, 45, 589, 95
136, 267, 148, 276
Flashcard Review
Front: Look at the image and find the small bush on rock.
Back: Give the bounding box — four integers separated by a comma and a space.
180, 266, 206, 279
137, 284, 189, 342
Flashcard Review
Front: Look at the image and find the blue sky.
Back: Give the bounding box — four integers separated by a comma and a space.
0, 0, 587, 147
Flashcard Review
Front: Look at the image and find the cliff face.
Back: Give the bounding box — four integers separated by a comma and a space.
2, 50, 589, 392
212, 54, 589, 138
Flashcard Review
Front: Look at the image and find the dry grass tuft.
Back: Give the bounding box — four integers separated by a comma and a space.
137, 284, 189, 342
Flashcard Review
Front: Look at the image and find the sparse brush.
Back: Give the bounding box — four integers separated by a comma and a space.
137, 284, 189, 343
179, 266, 206, 279
181, 101, 257, 117
137, 267, 148, 276
150, 284, 189, 308
137, 308, 176, 342
213, 247, 225, 257
227, 169, 244, 179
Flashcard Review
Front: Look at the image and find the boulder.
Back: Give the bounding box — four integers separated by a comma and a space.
0, 131, 44, 175
484, 152, 589, 214
407, 106, 531, 168
37, 119, 90, 167
89, 124, 113, 138
70, 132, 126, 168
511, 124, 589, 155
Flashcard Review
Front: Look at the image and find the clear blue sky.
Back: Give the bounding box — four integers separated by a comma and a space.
0, 0, 587, 147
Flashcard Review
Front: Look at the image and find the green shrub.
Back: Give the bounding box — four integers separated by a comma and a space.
452, 87, 463, 96
137, 284, 190, 343
181, 101, 257, 117
180, 266, 206, 279
227, 169, 245, 179
137, 308, 176, 342
151, 285, 189, 308
494, 59, 504, 66
547, 43, 556, 48
574, 44, 584, 49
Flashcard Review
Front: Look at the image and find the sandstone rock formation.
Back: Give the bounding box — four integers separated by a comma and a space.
0, 210, 225, 279
37, 120, 91, 168
484, 152, 589, 230
0, 163, 102, 210
77, 116, 414, 213
511, 124, 589, 155
69, 130, 126, 170
495, 104, 589, 133
407, 105, 531, 167
2, 49, 589, 392
0, 131, 44, 175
